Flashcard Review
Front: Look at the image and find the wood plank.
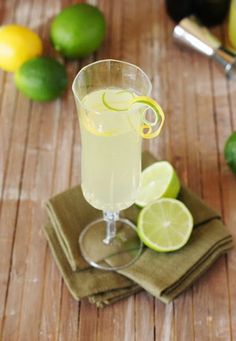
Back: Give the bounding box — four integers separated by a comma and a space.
0, 85, 32, 340
0, 101, 42, 341
225, 27, 236, 341
149, 2, 177, 339
34, 2, 64, 339
39, 59, 77, 341
71, 95, 98, 341
162, 41, 204, 341
212, 28, 236, 341
173, 46, 198, 341
57, 68, 83, 341
96, 298, 135, 341
15, 96, 61, 341
0, 5, 47, 335
174, 293, 195, 341
83, 1, 137, 341
113, 298, 135, 341
156, 4, 196, 341
96, 305, 115, 341
191, 39, 231, 340
135, 292, 154, 341
14, 5, 63, 338
155, 301, 174, 341
133, 1, 163, 339
77, 300, 98, 341
93, 1, 139, 340
0, 0, 20, 193
16, 151, 55, 341
58, 290, 79, 341
226, 76, 236, 341
70, 60, 96, 341
106, 0, 122, 60
4, 69, 60, 337
54, 5, 86, 341
0, 0, 62, 339
149, 0, 170, 160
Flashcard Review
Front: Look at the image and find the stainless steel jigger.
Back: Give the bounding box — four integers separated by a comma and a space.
173, 16, 236, 79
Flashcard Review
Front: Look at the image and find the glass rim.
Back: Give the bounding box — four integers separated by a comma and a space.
72, 59, 152, 115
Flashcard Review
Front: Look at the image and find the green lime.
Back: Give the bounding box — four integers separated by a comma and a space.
50, 3, 106, 58
224, 131, 236, 175
135, 161, 180, 207
137, 198, 193, 252
14, 56, 68, 102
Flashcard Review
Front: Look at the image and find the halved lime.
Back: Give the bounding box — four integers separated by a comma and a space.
137, 198, 193, 252
135, 161, 180, 207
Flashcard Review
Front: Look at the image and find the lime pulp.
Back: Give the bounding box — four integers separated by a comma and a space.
137, 198, 193, 252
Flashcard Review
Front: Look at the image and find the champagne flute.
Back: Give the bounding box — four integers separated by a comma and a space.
72, 59, 164, 270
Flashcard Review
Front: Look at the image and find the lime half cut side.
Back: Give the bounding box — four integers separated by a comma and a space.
135, 161, 181, 207
137, 198, 193, 252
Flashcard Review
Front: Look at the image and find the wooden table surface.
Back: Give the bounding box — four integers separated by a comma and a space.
1, 0, 236, 340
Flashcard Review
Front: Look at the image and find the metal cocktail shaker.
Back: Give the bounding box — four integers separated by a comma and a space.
173, 16, 236, 79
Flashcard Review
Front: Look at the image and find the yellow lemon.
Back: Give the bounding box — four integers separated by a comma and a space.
0, 24, 43, 72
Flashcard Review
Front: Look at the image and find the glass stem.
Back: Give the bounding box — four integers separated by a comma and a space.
103, 211, 119, 245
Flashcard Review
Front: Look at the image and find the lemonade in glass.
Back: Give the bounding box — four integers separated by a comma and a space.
72, 59, 164, 270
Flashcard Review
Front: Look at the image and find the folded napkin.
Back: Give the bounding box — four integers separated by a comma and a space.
43, 152, 233, 307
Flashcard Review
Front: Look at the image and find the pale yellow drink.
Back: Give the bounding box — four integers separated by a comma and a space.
79, 88, 142, 212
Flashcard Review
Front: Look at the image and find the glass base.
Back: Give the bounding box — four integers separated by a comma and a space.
79, 218, 143, 270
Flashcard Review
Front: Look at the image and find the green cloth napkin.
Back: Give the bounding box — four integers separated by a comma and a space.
43, 152, 233, 307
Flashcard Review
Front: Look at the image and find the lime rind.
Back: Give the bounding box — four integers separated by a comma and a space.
137, 198, 193, 252
130, 96, 165, 139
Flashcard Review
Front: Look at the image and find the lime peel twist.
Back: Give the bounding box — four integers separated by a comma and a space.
102, 91, 165, 139
130, 96, 165, 139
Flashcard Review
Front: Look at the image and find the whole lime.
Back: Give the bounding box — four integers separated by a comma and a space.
50, 3, 106, 58
224, 131, 236, 175
14, 56, 68, 102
